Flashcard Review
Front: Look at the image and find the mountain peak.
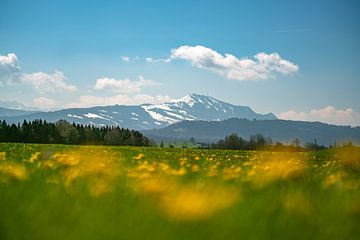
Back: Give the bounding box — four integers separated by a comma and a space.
171, 94, 222, 107
187, 93, 218, 101
171, 94, 196, 107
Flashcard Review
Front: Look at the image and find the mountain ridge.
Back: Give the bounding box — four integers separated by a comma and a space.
0, 94, 276, 130
143, 118, 360, 146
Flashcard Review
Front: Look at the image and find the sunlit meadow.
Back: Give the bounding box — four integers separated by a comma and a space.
0, 143, 359, 240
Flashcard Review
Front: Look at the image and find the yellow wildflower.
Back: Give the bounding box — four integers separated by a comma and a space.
26, 152, 41, 163
0, 162, 28, 181
161, 184, 239, 221
134, 153, 145, 160
0, 152, 6, 161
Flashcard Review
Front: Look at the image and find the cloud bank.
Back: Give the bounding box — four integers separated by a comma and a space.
33, 97, 58, 110
66, 94, 174, 108
279, 106, 360, 127
94, 76, 157, 93
0, 52, 77, 92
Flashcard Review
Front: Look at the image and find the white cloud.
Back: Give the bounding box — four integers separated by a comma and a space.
33, 97, 57, 110
0, 52, 21, 84
148, 45, 299, 81
94, 75, 157, 93
278, 106, 360, 126
120, 56, 130, 62
20, 70, 77, 93
146, 57, 171, 63
120, 56, 140, 62
66, 94, 174, 108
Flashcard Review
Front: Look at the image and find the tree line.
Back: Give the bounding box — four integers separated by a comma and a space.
0, 119, 151, 146
210, 133, 327, 151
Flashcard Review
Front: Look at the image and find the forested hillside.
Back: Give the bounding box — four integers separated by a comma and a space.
0, 119, 150, 146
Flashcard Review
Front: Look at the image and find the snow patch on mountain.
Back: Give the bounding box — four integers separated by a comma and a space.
84, 113, 107, 120
67, 114, 83, 119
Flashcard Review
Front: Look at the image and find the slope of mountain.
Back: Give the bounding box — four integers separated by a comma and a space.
0, 94, 276, 130
143, 118, 360, 146
0, 105, 162, 129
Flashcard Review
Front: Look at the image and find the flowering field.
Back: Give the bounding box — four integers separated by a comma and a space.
0, 143, 359, 240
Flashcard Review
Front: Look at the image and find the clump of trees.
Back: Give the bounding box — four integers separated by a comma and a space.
211, 133, 327, 151
0, 119, 151, 146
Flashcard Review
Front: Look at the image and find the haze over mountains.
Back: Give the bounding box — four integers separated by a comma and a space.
0, 107, 38, 117
0, 94, 276, 130
0, 100, 36, 111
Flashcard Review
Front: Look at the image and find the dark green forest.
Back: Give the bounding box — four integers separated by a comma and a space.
0, 119, 150, 146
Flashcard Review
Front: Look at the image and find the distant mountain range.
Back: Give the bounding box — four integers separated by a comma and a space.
0, 107, 39, 117
0, 94, 276, 130
1, 94, 359, 146
143, 118, 360, 146
0, 100, 35, 111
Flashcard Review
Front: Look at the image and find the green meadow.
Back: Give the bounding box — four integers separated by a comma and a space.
0, 143, 359, 240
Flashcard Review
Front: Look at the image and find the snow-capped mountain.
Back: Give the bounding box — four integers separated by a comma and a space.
0, 94, 277, 130
142, 94, 276, 124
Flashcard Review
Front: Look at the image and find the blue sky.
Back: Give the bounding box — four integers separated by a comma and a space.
1, 0, 360, 125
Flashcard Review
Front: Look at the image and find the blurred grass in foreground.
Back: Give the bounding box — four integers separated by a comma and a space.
0, 143, 359, 240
